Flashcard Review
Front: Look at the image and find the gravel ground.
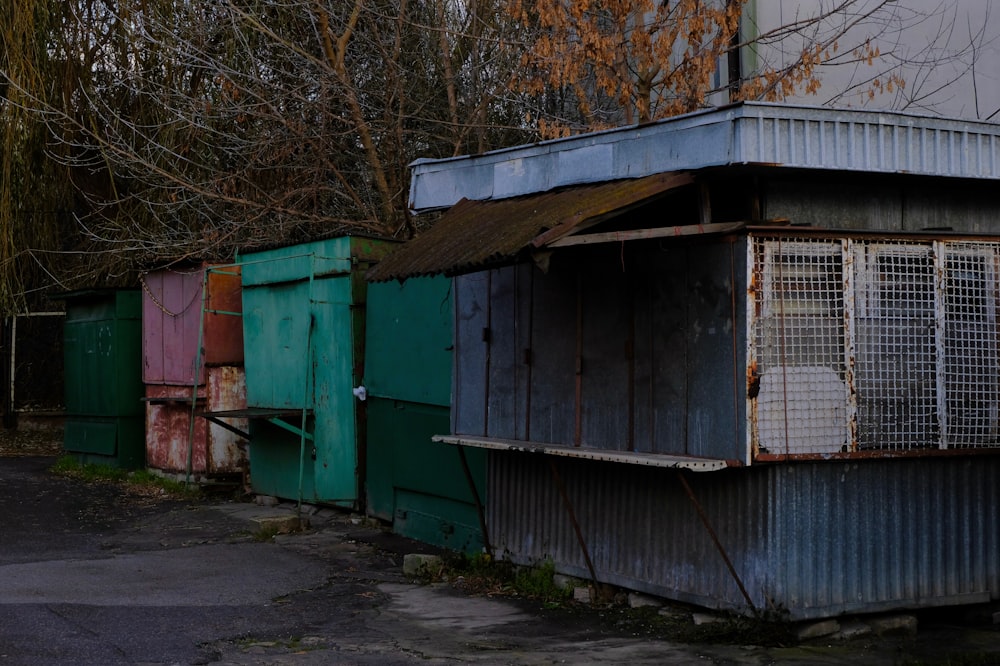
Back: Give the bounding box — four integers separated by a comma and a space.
0, 427, 62, 457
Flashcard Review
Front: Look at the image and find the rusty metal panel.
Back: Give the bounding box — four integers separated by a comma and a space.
203, 266, 244, 367
454, 240, 747, 460
145, 366, 247, 477
489, 452, 1000, 619
514, 263, 534, 441
640, 248, 688, 455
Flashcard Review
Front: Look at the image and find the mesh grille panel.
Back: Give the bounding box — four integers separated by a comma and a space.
750, 236, 1000, 456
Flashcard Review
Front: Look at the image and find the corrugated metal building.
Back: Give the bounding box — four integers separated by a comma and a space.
369, 103, 1000, 620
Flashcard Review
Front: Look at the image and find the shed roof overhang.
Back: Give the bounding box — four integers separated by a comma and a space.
367, 171, 714, 282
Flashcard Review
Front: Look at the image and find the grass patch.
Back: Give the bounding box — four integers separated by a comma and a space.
252, 523, 282, 542
51, 455, 202, 499
450, 554, 572, 606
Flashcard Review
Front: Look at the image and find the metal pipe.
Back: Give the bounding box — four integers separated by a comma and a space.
298, 259, 316, 513
185, 268, 211, 487
676, 470, 758, 615
8, 315, 16, 420
574, 274, 583, 447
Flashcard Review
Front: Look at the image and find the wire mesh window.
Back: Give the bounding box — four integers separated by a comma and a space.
750, 236, 1000, 456
854, 243, 938, 450
943, 245, 999, 446
753, 240, 848, 455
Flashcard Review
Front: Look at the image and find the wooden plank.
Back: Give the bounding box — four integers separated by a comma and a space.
527, 262, 577, 445
546, 222, 745, 248
453, 272, 490, 436
487, 266, 517, 439
579, 249, 631, 451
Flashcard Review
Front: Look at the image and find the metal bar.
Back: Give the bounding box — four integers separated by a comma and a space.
547, 458, 599, 587
268, 416, 314, 442
484, 270, 492, 436
206, 268, 242, 277
8, 315, 16, 419
524, 267, 534, 441
456, 445, 492, 557
204, 309, 242, 316
202, 416, 252, 441
186, 268, 211, 486
933, 241, 949, 449
626, 283, 635, 452
574, 273, 583, 447
843, 239, 858, 451
299, 260, 316, 511
676, 470, 758, 615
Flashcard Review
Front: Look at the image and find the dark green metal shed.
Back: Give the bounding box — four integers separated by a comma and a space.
59, 289, 145, 468
364, 276, 486, 553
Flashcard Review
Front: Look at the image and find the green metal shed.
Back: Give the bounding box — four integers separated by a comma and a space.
364, 276, 486, 553
59, 289, 145, 468
238, 237, 391, 508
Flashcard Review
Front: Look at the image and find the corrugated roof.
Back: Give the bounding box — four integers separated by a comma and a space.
410, 102, 1000, 211
367, 172, 692, 282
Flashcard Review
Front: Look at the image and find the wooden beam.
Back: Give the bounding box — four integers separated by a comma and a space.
545, 222, 746, 248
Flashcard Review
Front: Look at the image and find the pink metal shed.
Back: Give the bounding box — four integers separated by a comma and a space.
141, 265, 247, 480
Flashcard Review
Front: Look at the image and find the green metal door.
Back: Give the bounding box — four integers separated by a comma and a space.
364, 276, 486, 553
60, 290, 144, 468
240, 237, 389, 506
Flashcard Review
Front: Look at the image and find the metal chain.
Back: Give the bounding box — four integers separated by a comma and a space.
139, 273, 202, 318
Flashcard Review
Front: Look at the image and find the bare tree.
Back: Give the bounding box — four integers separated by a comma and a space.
2, 0, 529, 298
511, 0, 997, 138
1, 0, 997, 310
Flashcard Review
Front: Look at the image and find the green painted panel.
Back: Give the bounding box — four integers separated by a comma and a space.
248, 420, 317, 501
311, 275, 359, 504
239, 238, 380, 506
63, 416, 145, 469
242, 282, 312, 408
64, 419, 117, 455
394, 489, 483, 554
241, 238, 353, 286
62, 290, 143, 420
365, 398, 486, 542
64, 319, 115, 416
365, 276, 453, 406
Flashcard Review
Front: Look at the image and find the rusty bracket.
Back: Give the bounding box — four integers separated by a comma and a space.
548, 459, 600, 588
676, 470, 758, 616
456, 445, 493, 558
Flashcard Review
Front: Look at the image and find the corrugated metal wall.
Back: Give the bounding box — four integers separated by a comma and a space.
489, 453, 1000, 619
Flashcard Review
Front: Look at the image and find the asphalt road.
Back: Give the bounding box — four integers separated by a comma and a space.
1, 455, 998, 665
